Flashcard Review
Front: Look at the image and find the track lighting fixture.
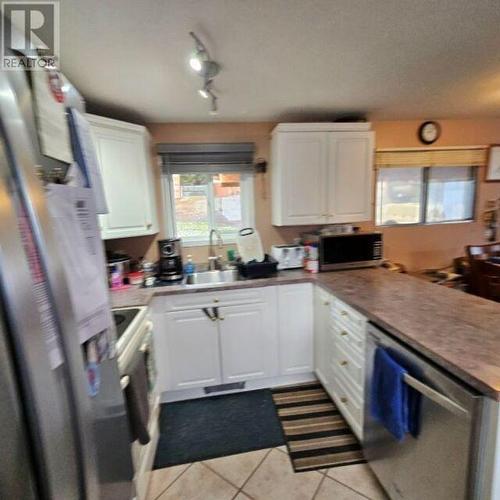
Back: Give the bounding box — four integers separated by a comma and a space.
189, 31, 220, 115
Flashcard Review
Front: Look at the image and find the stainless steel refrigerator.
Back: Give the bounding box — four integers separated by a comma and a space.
0, 47, 134, 499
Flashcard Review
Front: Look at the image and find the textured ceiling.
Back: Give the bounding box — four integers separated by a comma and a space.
60, 0, 500, 123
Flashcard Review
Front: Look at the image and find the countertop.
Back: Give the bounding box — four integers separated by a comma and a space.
110, 268, 500, 400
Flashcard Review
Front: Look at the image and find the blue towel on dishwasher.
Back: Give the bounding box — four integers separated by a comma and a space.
370, 347, 409, 441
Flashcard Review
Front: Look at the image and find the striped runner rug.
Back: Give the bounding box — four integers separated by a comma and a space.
271, 381, 366, 472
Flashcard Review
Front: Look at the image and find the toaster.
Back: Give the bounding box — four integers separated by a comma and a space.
271, 245, 305, 270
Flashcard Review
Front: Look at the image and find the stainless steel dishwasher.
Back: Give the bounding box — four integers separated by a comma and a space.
364, 323, 484, 500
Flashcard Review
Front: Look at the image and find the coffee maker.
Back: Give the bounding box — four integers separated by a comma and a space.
158, 238, 184, 281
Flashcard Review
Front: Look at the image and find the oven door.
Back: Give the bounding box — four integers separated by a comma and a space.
320, 233, 382, 270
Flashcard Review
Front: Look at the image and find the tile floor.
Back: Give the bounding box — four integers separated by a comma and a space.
147, 446, 388, 500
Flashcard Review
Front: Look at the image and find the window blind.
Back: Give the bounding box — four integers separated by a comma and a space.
375, 147, 488, 169
158, 143, 256, 174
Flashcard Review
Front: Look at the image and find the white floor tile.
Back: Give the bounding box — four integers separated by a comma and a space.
315, 476, 366, 500
203, 449, 270, 488
147, 463, 191, 500
243, 448, 322, 500
157, 462, 237, 500
326, 464, 388, 499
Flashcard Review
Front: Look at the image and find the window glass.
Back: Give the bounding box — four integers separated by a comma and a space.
376, 167, 423, 225
213, 174, 242, 238
426, 167, 475, 223
172, 173, 210, 241
169, 172, 250, 244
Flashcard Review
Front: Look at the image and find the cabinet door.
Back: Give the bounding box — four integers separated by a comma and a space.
219, 293, 278, 383
278, 283, 314, 375
314, 286, 333, 389
272, 132, 328, 225
160, 309, 221, 391
88, 116, 157, 239
327, 132, 374, 223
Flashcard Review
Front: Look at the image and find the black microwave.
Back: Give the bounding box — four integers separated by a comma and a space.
305, 232, 383, 271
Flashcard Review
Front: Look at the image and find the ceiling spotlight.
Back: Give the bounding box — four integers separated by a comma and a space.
189, 31, 221, 114
189, 56, 203, 72
198, 88, 209, 99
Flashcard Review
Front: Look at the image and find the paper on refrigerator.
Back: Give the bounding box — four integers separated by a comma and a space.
46, 184, 112, 344
31, 69, 73, 164
68, 109, 109, 214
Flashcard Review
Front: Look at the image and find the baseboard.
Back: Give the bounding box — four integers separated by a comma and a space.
160, 372, 317, 403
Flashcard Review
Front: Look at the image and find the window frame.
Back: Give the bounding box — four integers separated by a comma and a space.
375, 165, 478, 227
161, 171, 255, 247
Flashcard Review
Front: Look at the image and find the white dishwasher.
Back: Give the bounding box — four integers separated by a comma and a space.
364, 323, 484, 500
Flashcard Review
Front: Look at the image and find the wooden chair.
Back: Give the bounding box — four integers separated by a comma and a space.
475, 261, 500, 302
465, 243, 500, 300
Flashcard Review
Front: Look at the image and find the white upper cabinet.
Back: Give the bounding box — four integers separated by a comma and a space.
271, 123, 375, 226
86, 114, 158, 239
327, 132, 374, 223
272, 131, 328, 225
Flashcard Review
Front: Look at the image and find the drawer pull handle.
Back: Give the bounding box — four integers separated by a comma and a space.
340, 397, 348, 404
340, 331, 348, 336
340, 360, 348, 367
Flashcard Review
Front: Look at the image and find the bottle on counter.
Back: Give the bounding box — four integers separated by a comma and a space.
184, 255, 196, 275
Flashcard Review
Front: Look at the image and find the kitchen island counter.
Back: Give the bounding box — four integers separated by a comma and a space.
110, 267, 500, 400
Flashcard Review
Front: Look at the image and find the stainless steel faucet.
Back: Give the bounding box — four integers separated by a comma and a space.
208, 229, 224, 270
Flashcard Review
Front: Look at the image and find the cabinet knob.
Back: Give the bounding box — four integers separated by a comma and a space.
340, 330, 348, 336
219, 316, 225, 321
340, 397, 348, 404
323, 301, 330, 306
340, 360, 348, 367
146, 222, 152, 229
213, 298, 219, 303
341, 310, 348, 317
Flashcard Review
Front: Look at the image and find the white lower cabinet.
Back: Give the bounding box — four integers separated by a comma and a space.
278, 283, 314, 375
314, 286, 333, 388
161, 308, 221, 390
219, 299, 278, 383
153, 286, 280, 394
316, 294, 368, 440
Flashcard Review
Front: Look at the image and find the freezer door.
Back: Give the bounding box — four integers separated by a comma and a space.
363, 323, 482, 500
0, 307, 37, 500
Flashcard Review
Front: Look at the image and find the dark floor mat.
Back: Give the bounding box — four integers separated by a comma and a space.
153, 389, 285, 469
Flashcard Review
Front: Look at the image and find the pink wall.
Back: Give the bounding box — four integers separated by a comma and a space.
106, 119, 500, 271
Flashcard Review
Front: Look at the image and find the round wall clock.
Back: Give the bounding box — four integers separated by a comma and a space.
418, 121, 441, 144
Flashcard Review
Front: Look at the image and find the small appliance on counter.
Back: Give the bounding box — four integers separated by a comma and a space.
302, 231, 383, 271
271, 244, 305, 270
157, 238, 184, 282
107, 251, 131, 289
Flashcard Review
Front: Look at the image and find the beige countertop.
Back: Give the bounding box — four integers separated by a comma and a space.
110, 268, 500, 400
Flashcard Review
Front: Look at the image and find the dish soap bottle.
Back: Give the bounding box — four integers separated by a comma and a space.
184, 255, 196, 275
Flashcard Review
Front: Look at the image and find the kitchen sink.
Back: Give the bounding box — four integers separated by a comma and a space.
185, 269, 240, 287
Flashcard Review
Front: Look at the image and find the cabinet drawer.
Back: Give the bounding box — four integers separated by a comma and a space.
329, 322, 365, 354
157, 287, 274, 312
331, 337, 364, 390
331, 298, 366, 332
331, 368, 363, 438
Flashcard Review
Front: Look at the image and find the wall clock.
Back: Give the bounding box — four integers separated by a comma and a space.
418, 121, 441, 145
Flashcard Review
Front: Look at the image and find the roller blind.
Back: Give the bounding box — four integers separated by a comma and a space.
375, 147, 488, 168
158, 143, 255, 174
